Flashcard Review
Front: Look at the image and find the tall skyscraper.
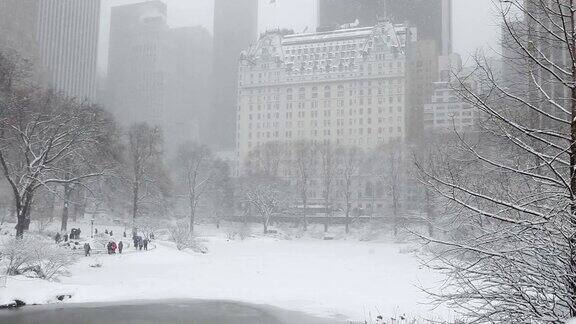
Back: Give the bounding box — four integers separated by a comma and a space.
0, 0, 39, 58
384, 0, 452, 55
107, 1, 209, 151
318, 0, 386, 28
211, 0, 258, 149
317, 0, 452, 55
107, 1, 170, 127
37, 0, 101, 101
165, 26, 213, 149
0, 0, 101, 100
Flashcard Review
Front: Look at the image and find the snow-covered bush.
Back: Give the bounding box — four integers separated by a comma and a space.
0, 235, 76, 280
33, 242, 76, 279
237, 223, 251, 240
1, 236, 35, 276
225, 223, 252, 241
168, 222, 193, 250
168, 220, 208, 253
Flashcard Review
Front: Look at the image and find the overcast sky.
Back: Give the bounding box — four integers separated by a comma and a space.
98, 0, 500, 71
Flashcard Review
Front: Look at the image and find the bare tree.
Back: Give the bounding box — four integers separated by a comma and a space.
318, 141, 339, 233
0, 49, 115, 238
242, 175, 290, 233
290, 140, 317, 231
415, 0, 576, 321
174, 142, 215, 233
206, 159, 233, 229
245, 141, 285, 178
126, 123, 164, 234
374, 141, 405, 237
339, 146, 362, 234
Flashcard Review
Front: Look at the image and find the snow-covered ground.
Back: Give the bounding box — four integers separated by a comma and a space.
0, 222, 451, 322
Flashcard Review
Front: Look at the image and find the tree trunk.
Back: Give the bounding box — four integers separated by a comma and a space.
302, 194, 307, 231
132, 181, 139, 235
15, 202, 30, 238
425, 189, 435, 237
393, 200, 399, 237
60, 183, 72, 232
47, 191, 55, 222
71, 188, 84, 222
345, 201, 350, 234
189, 197, 195, 233
323, 197, 330, 233
569, 23, 576, 315
15, 211, 26, 238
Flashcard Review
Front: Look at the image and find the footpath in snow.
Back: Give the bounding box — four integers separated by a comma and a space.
0, 224, 450, 322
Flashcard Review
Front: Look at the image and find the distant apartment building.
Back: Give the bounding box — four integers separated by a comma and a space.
423, 54, 482, 133
423, 83, 479, 133
211, 0, 259, 149
236, 22, 415, 173
404, 40, 439, 141
0, 0, 101, 101
107, 1, 170, 127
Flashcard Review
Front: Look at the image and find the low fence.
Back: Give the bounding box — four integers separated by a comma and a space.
220, 214, 428, 225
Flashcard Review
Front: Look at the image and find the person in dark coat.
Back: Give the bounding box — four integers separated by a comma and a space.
110, 241, 117, 254
138, 240, 143, 250
64, 233, 68, 242
123, 231, 127, 238
110, 230, 113, 237
105, 229, 108, 235
55, 233, 61, 243
84, 243, 91, 257
118, 241, 123, 254
106, 242, 111, 254
143, 238, 148, 250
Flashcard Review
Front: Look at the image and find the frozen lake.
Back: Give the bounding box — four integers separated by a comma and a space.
0, 300, 347, 324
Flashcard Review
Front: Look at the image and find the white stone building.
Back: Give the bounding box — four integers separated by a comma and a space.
236, 22, 416, 174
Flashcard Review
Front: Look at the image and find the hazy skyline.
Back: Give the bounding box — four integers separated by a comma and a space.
98, 0, 500, 72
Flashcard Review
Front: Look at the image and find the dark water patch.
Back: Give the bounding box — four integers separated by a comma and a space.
0, 299, 347, 324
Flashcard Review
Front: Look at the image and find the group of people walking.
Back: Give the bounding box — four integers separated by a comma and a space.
132, 235, 149, 250
54, 225, 154, 256
106, 240, 123, 254
54, 228, 82, 244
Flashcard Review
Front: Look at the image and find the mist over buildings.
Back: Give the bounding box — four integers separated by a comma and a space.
4, 1, 575, 322
0, 0, 498, 154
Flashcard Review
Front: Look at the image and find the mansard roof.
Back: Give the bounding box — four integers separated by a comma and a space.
240, 22, 414, 68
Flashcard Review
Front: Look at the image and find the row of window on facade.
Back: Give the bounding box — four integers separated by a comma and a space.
244, 126, 403, 140
242, 63, 404, 82
241, 96, 404, 112
241, 79, 403, 95
244, 113, 403, 126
